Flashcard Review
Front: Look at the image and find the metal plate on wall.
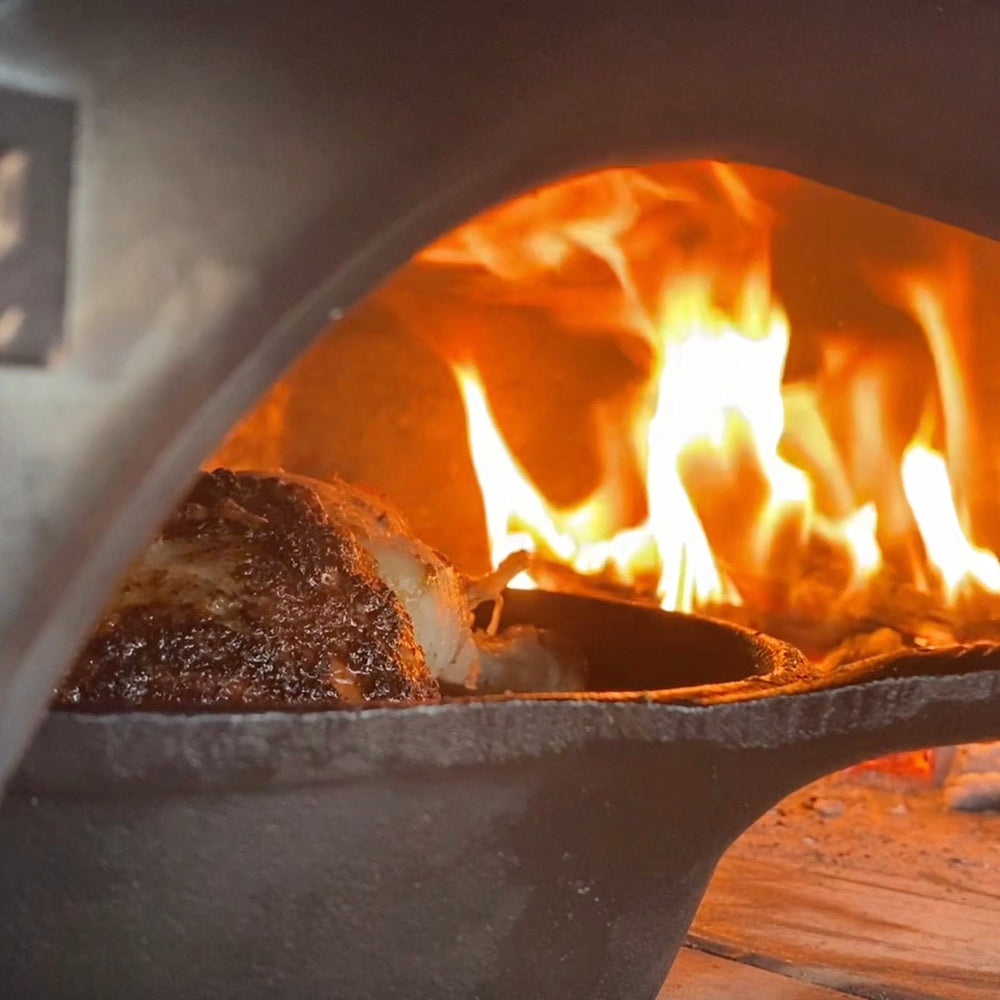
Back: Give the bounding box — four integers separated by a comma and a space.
0, 83, 74, 365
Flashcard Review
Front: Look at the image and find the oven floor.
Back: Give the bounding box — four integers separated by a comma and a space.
662, 775, 1000, 999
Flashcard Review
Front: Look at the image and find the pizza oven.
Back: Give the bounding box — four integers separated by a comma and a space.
2, 3, 1000, 999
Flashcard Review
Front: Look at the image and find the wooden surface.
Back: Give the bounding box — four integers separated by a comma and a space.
661, 948, 850, 998
687, 778, 1000, 1000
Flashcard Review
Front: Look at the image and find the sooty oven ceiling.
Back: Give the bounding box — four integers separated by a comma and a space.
2, 0, 1000, 788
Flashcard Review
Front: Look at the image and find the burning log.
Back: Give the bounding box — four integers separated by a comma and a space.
703, 571, 961, 664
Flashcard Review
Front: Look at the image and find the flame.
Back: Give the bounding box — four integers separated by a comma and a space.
453, 364, 559, 588
839, 503, 881, 580
431, 163, 1000, 621
902, 442, 1000, 597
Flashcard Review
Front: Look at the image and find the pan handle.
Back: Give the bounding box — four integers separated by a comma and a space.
720, 643, 1000, 794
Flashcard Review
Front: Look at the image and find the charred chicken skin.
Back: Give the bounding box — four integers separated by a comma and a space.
55, 470, 437, 710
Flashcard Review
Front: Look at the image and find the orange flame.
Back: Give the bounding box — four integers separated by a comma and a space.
902, 443, 1000, 598
434, 163, 999, 619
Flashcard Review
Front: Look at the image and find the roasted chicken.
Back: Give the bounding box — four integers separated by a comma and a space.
56, 470, 438, 709
56, 468, 582, 711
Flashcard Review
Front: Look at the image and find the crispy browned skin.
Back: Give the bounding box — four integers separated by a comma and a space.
55, 470, 438, 710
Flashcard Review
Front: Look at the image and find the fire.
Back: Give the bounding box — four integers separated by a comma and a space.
431, 163, 1000, 623
840, 503, 880, 580
901, 443, 1000, 598
453, 364, 558, 589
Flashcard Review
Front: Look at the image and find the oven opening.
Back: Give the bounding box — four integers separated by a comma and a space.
219, 159, 1000, 687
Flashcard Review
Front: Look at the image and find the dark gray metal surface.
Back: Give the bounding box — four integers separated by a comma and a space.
2, 0, 1000, 793
3, 593, 1000, 999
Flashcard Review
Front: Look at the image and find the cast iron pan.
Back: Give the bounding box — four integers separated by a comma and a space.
2, 590, 1000, 1000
